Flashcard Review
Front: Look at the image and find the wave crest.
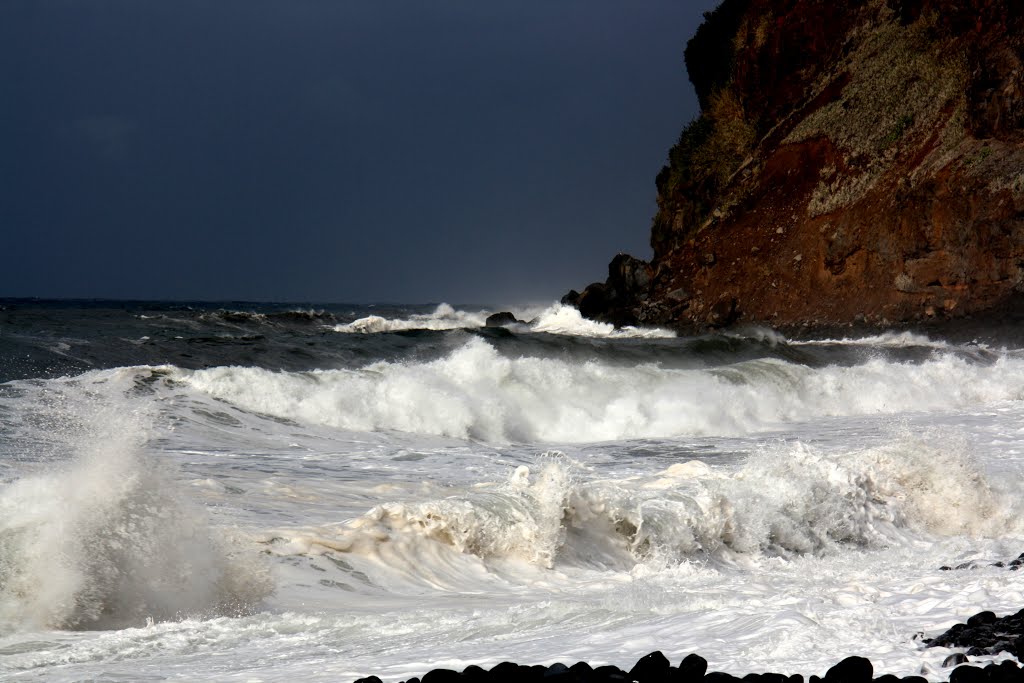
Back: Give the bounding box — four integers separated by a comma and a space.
179, 338, 1024, 442
0, 387, 271, 632
270, 437, 1019, 575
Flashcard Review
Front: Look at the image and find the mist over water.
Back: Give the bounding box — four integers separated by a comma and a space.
2, 300, 1024, 681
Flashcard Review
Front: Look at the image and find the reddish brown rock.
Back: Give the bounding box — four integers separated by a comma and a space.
577, 0, 1024, 330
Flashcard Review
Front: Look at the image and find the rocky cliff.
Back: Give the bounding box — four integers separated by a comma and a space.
570, 0, 1024, 329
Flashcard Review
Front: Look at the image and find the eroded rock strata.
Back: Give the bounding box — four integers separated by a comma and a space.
574, 0, 1024, 330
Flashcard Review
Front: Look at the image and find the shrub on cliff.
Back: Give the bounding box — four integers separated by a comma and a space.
685, 0, 752, 109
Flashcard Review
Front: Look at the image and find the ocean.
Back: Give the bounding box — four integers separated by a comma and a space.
1, 299, 1022, 682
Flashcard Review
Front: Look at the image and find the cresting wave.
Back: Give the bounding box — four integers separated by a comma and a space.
333, 303, 676, 339
178, 337, 1024, 442
334, 303, 489, 333
268, 436, 1020, 573
0, 378, 271, 632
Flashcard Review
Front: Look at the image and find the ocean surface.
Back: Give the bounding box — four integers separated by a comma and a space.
1, 299, 1023, 682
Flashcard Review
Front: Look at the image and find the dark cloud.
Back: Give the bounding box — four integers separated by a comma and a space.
0, 1, 719, 304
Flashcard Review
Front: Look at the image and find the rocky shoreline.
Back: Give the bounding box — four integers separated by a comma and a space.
352, 640, 1024, 683
352, 590, 1024, 683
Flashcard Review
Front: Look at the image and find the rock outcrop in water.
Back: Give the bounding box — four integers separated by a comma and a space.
572, 0, 1024, 329
926, 608, 1024, 659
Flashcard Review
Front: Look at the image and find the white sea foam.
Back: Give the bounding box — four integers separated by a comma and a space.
266, 436, 1024, 585
529, 304, 676, 338
790, 330, 951, 349
0, 379, 271, 632
177, 338, 1024, 443
332, 302, 675, 338
334, 303, 489, 333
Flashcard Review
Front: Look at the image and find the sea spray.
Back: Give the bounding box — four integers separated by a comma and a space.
0, 374, 271, 631
178, 338, 1024, 443
332, 303, 675, 338
265, 433, 1021, 577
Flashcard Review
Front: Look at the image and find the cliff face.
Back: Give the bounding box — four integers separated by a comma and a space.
574, 0, 1024, 329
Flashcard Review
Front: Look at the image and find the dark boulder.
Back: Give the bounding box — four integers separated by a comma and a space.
485, 311, 524, 327
629, 651, 671, 683
576, 283, 610, 319
985, 661, 1021, 683
421, 669, 460, 683
607, 253, 652, 300
872, 675, 901, 683
966, 611, 997, 627
678, 653, 709, 681
705, 673, 742, 683
942, 654, 969, 668
926, 607, 1024, 657
949, 665, 986, 683
823, 656, 872, 683
570, 662, 594, 677
461, 664, 489, 682
560, 290, 581, 307
491, 662, 526, 683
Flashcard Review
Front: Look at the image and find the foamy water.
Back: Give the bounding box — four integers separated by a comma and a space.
333, 303, 676, 339
1, 301, 1023, 682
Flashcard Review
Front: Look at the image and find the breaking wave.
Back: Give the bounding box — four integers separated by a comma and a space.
529, 305, 675, 339
177, 337, 1024, 442
268, 436, 1020, 572
334, 303, 489, 333
0, 380, 271, 632
332, 303, 675, 339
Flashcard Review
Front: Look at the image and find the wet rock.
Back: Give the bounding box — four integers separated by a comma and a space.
949, 665, 986, 683
489, 662, 524, 683
705, 673, 743, 683
679, 653, 709, 680
576, 283, 609, 319
966, 611, 997, 627
542, 662, 574, 683
985, 661, 1022, 683
608, 253, 652, 296
872, 675, 901, 683
569, 662, 593, 676
484, 312, 524, 327
421, 669, 460, 683
560, 290, 581, 307
926, 607, 1024, 657
824, 656, 873, 683
942, 654, 970, 668
354, 677, 382, 683
629, 651, 671, 683
592, 664, 629, 682
462, 664, 489, 682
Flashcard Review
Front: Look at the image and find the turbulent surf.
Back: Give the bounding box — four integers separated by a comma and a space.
1, 299, 1023, 682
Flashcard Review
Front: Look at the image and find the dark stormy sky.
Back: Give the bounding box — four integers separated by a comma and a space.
2, 1, 718, 305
